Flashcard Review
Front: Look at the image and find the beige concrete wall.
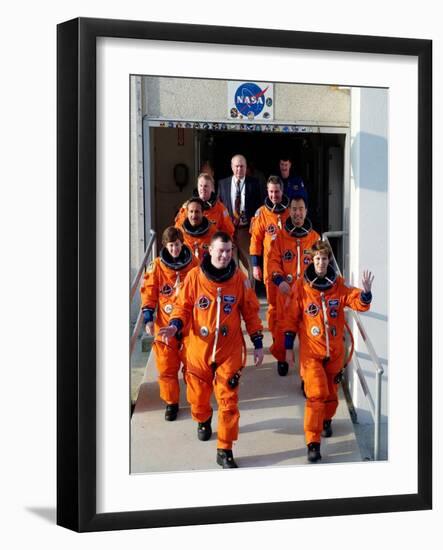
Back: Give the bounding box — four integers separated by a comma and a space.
275, 84, 350, 125
143, 77, 350, 125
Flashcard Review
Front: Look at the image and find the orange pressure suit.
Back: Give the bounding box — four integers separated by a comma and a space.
249, 196, 290, 333
267, 217, 320, 364
175, 192, 235, 238
140, 245, 198, 404
170, 255, 263, 449
279, 263, 372, 444
176, 217, 218, 259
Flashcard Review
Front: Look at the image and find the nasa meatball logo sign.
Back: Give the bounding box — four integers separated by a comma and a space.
228, 81, 274, 121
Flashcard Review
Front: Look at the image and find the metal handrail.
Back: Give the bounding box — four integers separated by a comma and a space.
322, 232, 384, 460
130, 229, 157, 355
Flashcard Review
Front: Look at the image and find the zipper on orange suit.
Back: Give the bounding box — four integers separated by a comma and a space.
320, 291, 331, 359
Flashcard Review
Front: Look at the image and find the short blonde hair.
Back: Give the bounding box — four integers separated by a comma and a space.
197, 172, 215, 188
309, 240, 332, 259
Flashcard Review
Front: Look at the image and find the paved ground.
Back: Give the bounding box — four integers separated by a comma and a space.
130, 302, 363, 473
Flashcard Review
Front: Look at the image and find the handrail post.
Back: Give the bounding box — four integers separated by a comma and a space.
374, 367, 383, 460
130, 229, 157, 356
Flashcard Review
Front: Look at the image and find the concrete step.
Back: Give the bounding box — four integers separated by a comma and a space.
131, 303, 362, 473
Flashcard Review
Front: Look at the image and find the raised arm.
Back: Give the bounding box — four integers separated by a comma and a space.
343, 271, 374, 311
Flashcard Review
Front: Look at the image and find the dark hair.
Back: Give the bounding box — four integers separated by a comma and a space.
211, 231, 232, 244
290, 195, 307, 208
266, 175, 283, 189
186, 197, 205, 210
279, 155, 291, 162
162, 226, 184, 245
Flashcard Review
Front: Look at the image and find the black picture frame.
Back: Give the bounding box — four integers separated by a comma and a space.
57, 17, 432, 532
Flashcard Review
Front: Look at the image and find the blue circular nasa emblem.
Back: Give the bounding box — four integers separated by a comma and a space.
197, 295, 210, 310
304, 257, 310, 265
306, 303, 319, 317
234, 83, 268, 118
283, 250, 294, 262
223, 303, 232, 314
330, 308, 338, 319
161, 284, 173, 296
266, 224, 277, 235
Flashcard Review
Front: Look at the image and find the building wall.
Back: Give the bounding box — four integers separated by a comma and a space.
143, 77, 350, 125
349, 87, 389, 425
130, 76, 145, 326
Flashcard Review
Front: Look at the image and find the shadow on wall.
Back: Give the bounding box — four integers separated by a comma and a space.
351, 131, 388, 192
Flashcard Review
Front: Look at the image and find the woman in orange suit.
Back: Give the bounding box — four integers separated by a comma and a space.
281, 240, 374, 463
140, 226, 198, 421
159, 231, 264, 469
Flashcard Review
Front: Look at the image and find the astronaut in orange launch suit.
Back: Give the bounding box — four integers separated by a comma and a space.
176, 197, 217, 259
280, 240, 374, 462
249, 175, 289, 336
175, 172, 235, 238
158, 231, 264, 468
267, 195, 320, 376
140, 226, 198, 421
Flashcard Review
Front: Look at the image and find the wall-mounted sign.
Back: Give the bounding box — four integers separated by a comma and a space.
228, 81, 274, 121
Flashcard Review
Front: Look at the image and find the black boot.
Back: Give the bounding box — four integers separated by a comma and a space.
322, 419, 333, 437
216, 448, 238, 469
197, 416, 212, 441
165, 403, 179, 421
307, 442, 322, 463
277, 361, 289, 376
300, 379, 306, 398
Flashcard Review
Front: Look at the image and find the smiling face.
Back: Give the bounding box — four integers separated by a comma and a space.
279, 159, 292, 179
313, 252, 329, 277
187, 201, 203, 226
267, 182, 283, 205
290, 198, 307, 227
231, 155, 247, 180
209, 237, 233, 269
165, 238, 183, 258
197, 176, 213, 202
